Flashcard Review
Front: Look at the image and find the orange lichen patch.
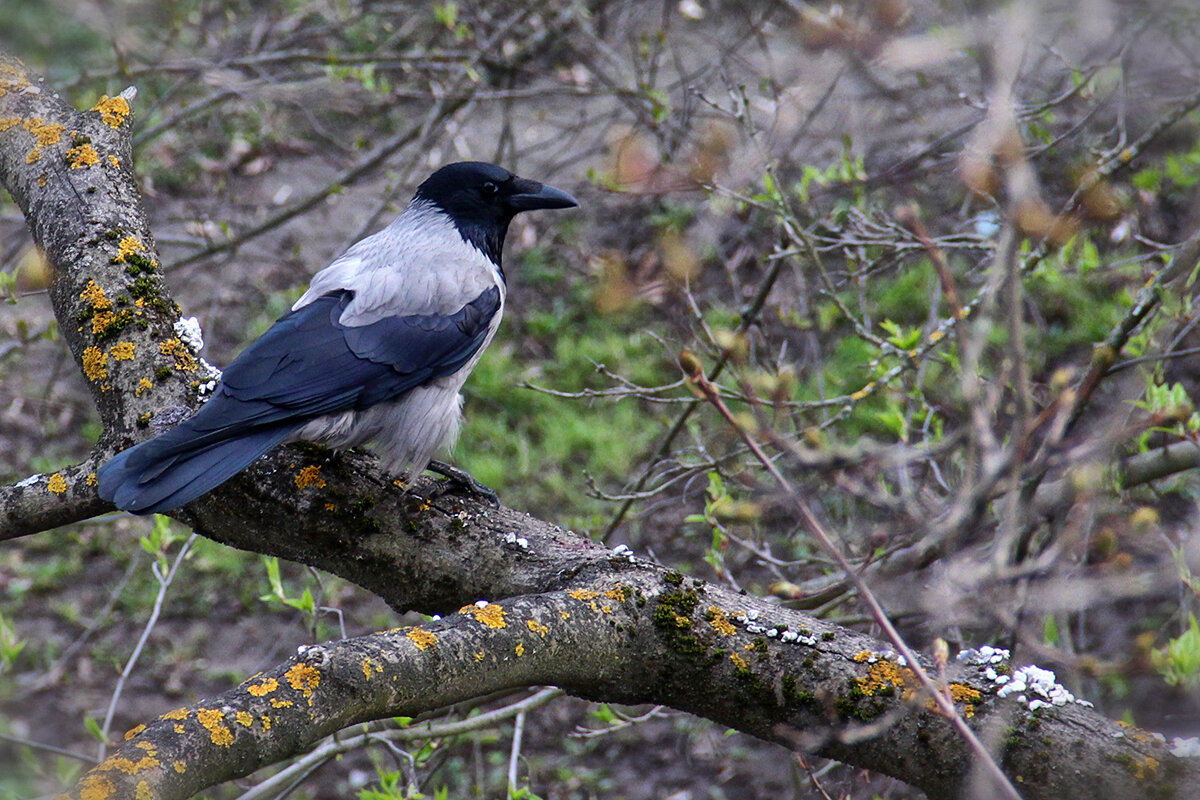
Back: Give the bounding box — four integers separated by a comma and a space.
86, 472, 98, 486
78, 773, 116, 800
852, 651, 874, 663
81, 279, 114, 311
123, 724, 146, 740
109, 341, 136, 361
568, 589, 600, 601
269, 698, 294, 708
236, 710, 254, 727
135, 781, 152, 800
1128, 758, 1156, 782
285, 662, 321, 703
261, 714, 272, 730
91, 309, 116, 336
162, 707, 189, 721
406, 628, 438, 650
246, 677, 278, 697
173, 723, 185, 734
66, 143, 100, 169
603, 584, 631, 602
558, 610, 570, 620
294, 465, 326, 490
461, 601, 508, 629
856, 660, 917, 700
197, 708, 234, 746
706, 606, 737, 636
82, 346, 108, 381
173, 761, 187, 774
324, 502, 336, 511
135, 377, 153, 397
47, 473, 67, 495
113, 235, 147, 264
108, 154, 120, 168
25, 118, 63, 146
96, 747, 158, 775
159, 338, 198, 371
0, 117, 20, 131
474, 651, 485, 662
22, 118, 64, 163
526, 619, 549, 637
945, 683, 982, 718
730, 652, 749, 670
361, 657, 384, 678
93, 94, 131, 128
514, 642, 525, 657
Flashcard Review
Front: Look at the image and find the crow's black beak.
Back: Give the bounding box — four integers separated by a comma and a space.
508, 178, 579, 212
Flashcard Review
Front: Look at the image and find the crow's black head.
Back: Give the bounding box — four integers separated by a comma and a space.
414, 161, 577, 267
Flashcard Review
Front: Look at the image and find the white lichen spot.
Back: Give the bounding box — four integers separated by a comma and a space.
475, 600, 489, 609
15, 474, 41, 488
995, 664, 1092, 711
1171, 737, 1200, 758
174, 316, 205, 352
957, 645, 1011, 666
780, 631, 799, 643
745, 608, 761, 621
766, 628, 778, 638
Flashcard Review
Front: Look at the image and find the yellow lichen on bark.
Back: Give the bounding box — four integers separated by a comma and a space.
82, 346, 108, 381
123, 724, 147, 740
0, 117, 20, 131
196, 708, 234, 746
515, 642, 525, 656
361, 657, 384, 678
856, 660, 917, 700
946, 683, 982, 718
246, 677, 278, 696
706, 606, 737, 636
77, 773, 116, 800
93, 95, 131, 128
81, 280, 113, 311
47, 473, 67, 495
134, 781, 152, 800
96, 744, 158, 775
66, 143, 100, 168
113, 235, 146, 263
236, 711, 253, 727
21, 118, 63, 163
461, 602, 507, 628
406, 628, 438, 650
161, 707, 188, 721
729, 653, 749, 670
285, 662, 321, 703
294, 465, 326, 489
526, 619, 549, 637
172, 761, 186, 774
159, 338, 198, 371
109, 341, 136, 360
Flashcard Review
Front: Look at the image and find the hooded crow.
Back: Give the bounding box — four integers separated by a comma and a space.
98, 161, 578, 514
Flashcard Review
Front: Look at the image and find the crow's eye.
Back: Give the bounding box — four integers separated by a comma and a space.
481, 181, 499, 197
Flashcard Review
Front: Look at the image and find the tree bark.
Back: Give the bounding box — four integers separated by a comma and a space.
2, 53, 1196, 800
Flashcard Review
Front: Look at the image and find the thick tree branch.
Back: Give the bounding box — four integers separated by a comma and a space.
4, 50, 1199, 800
67, 567, 1196, 800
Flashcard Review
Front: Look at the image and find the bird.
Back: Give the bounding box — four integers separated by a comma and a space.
97, 161, 578, 514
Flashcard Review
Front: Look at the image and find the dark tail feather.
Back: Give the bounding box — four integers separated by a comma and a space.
97, 425, 295, 515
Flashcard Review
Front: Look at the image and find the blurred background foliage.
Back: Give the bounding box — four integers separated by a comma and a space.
4, 0, 1200, 797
